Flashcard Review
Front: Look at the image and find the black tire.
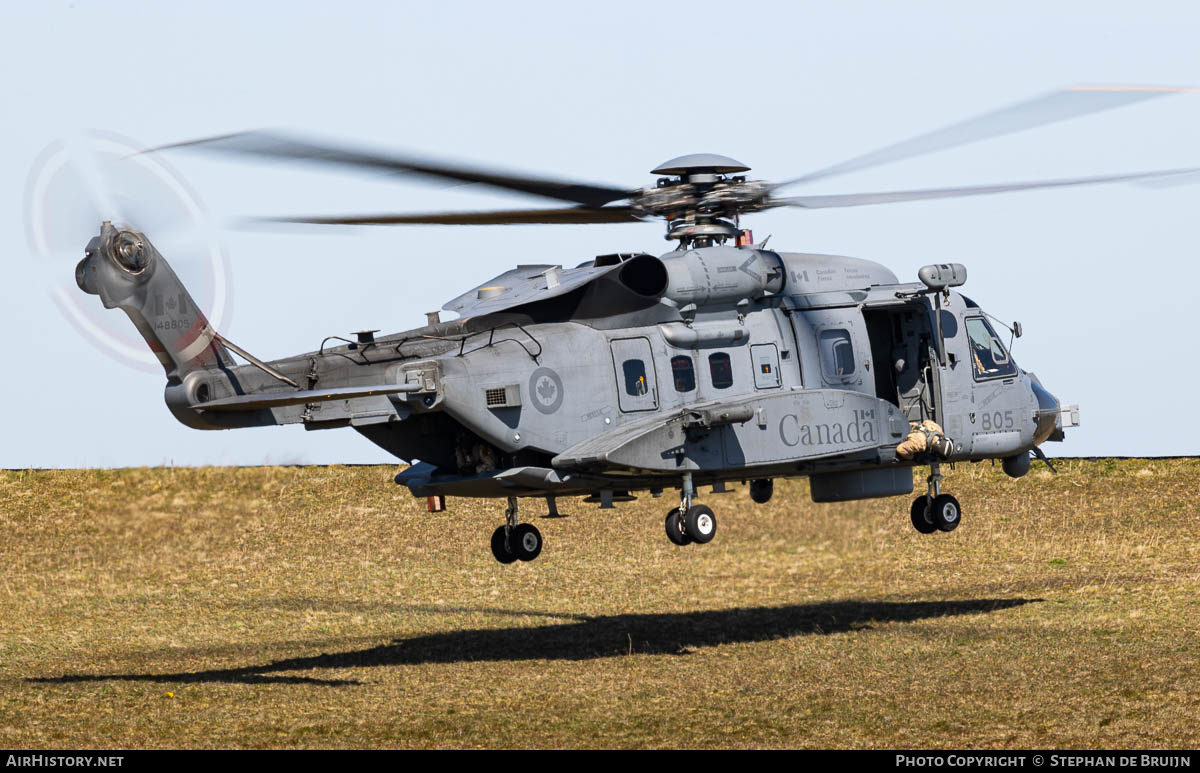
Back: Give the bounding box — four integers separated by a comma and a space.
490, 525, 519, 564
684, 504, 717, 544
665, 509, 692, 546
910, 496, 937, 534
749, 478, 774, 504
931, 494, 961, 532
512, 523, 543, 561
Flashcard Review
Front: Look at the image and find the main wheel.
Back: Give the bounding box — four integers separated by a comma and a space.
490, 525, 518, 564
665, 509, 692, 546
512, 523, 543, 561
910, 496, 937, 534
684, 504, 717, 544
749, 478, 774, 504
931, 494, 961, 532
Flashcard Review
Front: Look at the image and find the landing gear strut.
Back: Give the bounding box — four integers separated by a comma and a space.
664, 472, 717, 546
910, 462, 961, 534
490, 496, 543, 564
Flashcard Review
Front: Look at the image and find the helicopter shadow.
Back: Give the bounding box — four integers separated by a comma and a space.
28, 597, 1038, 687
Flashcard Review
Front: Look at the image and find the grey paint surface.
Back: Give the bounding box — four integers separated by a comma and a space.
77, 223, 1068, 509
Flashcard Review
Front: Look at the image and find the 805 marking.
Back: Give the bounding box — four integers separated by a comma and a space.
980, 410, 1015, 431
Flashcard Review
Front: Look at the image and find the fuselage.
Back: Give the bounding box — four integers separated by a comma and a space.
138, 242, 1061, 501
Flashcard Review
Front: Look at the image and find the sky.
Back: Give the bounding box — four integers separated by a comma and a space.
3, 1, 1199, 467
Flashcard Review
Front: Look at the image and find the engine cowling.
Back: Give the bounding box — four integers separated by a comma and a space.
661, 246, 785, 306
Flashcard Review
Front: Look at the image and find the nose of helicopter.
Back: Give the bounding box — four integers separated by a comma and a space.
1030, 376, 1061, 445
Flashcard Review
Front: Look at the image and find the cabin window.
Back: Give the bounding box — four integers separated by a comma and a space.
671, 355, 696, 392
819, 329, 856, 378
708, 352, 734, 389
622, 359, 649, 396
966, 317, 1017, 380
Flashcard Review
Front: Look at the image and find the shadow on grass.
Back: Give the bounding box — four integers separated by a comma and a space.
28, 597, 1038, 687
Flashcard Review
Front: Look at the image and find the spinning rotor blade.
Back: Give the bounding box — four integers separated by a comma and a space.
776, 166, 1200, 210
27, 132, 215, 260
778, 85, 1198, 189
148, 131, 634, 208
247, 206, 644, 226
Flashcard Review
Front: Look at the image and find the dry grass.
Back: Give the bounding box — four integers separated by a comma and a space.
0, 459, 1197, 749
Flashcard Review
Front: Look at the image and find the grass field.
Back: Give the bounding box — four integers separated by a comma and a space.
1, 459, 1198, 749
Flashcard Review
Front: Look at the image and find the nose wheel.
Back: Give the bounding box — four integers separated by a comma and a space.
909, 464, 961, 534
490, 497, 543, 564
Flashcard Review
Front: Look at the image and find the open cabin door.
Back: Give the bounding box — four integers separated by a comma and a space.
862, 300, 942, 425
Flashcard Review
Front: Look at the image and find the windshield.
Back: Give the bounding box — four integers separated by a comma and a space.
965, 317, 1017, 379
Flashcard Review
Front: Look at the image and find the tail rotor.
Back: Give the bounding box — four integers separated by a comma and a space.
24, 130, 233, 373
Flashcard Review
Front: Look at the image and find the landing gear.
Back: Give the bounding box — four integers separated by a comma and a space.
749, 478, 773, 504
490, 497, 543, 564
684, 504, 716, 543
490, 525, 519, 564
512, 523, 543, 560
909, 463, 962, 534
930, 494, 960, 532
910, 496, 937, 534
665, 508, 692, 546
664, 473, 718, 547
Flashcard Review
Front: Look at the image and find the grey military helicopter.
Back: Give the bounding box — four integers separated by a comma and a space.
74, 87, 1192, 563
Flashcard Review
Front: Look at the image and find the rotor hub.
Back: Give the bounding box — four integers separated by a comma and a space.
650, 153, 751, 177
641, 155, 768, 245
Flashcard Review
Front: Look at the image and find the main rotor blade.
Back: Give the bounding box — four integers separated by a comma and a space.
245, 205, 644, 226
148, 131, 635, 208
778, 85, 1197, 189
775, 166, 1200, 210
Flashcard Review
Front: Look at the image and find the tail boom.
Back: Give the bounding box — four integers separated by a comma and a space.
76, 222, 233, 380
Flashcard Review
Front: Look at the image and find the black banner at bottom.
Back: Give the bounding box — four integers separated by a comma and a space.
0, 750, 1197, 761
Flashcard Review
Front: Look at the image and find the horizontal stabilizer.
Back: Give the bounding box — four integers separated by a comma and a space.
193, 384, 420, 412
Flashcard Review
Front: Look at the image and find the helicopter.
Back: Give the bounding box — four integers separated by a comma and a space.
74, 86, 1193, 564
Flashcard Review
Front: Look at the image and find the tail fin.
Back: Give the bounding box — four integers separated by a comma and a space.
76, 222, 234, 380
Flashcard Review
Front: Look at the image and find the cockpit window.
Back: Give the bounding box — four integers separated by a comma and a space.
671, 355, 696, 392
966, 317, 1017, 380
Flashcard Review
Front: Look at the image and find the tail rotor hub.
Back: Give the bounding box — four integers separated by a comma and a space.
110, 228, 148, 273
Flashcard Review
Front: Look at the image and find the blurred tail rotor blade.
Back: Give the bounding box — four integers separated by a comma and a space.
775, 166, 1200, 210
26, 131, 213, 260
147, 131, 635, 208
777, 85, 1199, 189
66, 136, 123, 226
242, 205, 644, 227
